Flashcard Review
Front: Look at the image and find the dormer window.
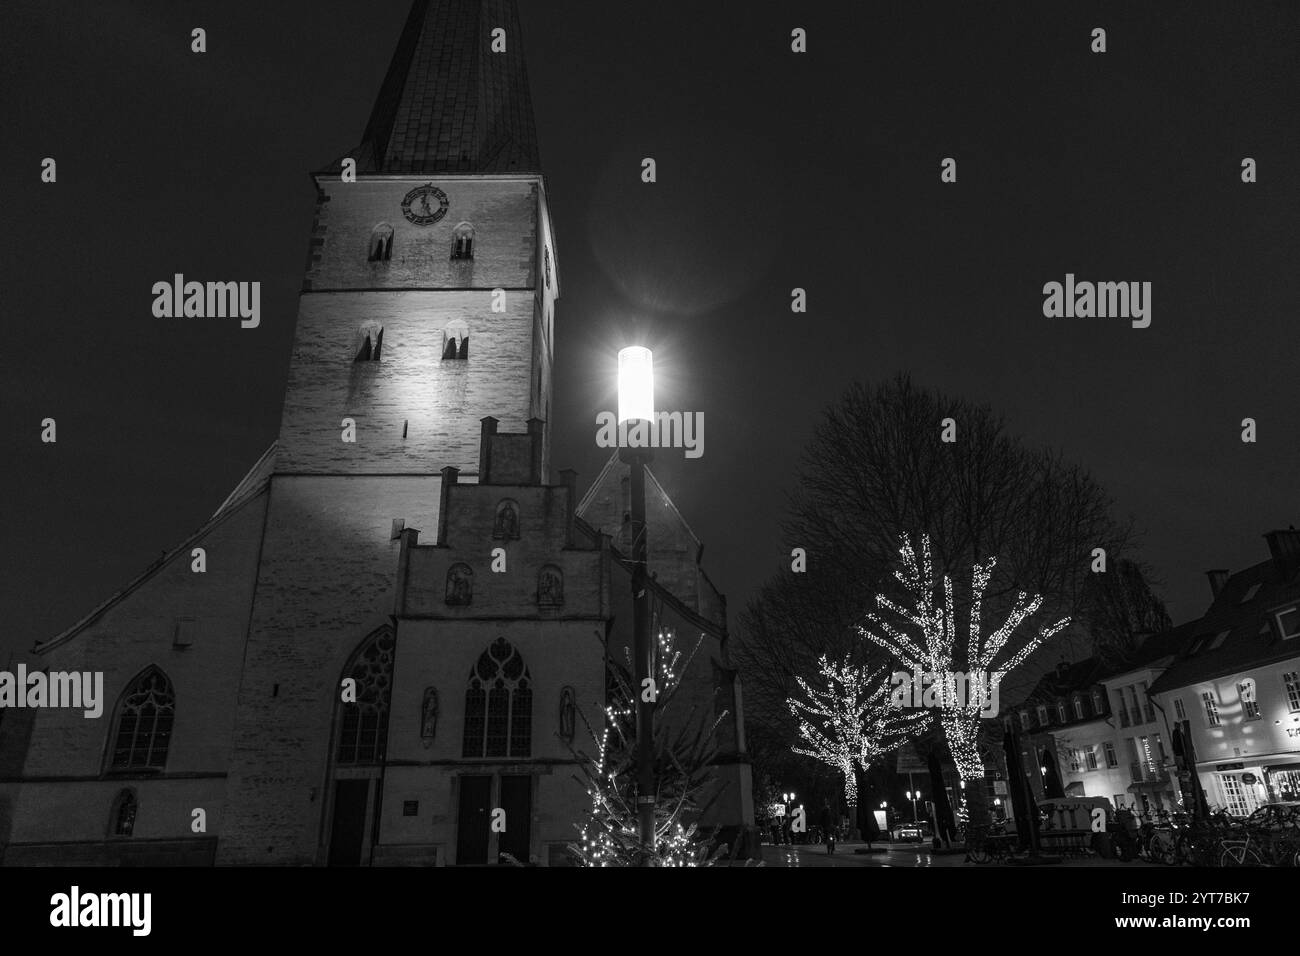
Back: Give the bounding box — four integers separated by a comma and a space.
1073, 697, 1084, 720
1276, 606, 1300, 640
451, 222, 474, 260
368, 223, 394, 262
1036, 705, 1048, 726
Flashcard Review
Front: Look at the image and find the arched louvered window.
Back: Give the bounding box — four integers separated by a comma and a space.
336, 628, 395, 765
462, 638, 532, 758
442, 319, 469, 360
108, 667, 175, 772
368, 223, 394, 262
355, 323, 383, 362
450, 222, 474, 260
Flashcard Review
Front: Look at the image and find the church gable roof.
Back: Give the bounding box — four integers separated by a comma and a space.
575, 452, 703, 558
35, 450, 275, 654
210, 442, 278, 520
326, 0, 541, 176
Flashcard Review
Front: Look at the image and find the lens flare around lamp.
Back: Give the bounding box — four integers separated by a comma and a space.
617, 346, 654, 426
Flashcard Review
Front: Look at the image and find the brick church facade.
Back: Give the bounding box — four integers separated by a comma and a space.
0, 0, 753, 866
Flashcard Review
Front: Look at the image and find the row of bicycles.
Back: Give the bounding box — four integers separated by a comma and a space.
962, 803, 1300, 866
1111, 805, 1300, 867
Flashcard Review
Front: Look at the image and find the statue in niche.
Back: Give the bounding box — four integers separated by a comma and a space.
421, 687, 439, 743
558, 686, 575, 744
537, 565, 564, 606
494, 500, 519, 539
446, 563, 473, 606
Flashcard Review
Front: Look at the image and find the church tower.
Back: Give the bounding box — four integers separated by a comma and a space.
1, 0, 752, 868
217, 0, 559, 864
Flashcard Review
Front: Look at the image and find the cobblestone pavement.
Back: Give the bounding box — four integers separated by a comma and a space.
761, 841, 1161, 867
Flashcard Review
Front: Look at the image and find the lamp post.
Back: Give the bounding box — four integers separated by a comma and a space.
907, 789, 921, 823
618, 346, 656, 860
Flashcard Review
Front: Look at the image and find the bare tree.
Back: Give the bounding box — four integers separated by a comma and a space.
788, 654, 931, 810
736, 374, 1145, 779
1082, 557, 1173, 668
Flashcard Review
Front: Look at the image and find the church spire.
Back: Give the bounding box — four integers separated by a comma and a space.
335, 0, 541, 175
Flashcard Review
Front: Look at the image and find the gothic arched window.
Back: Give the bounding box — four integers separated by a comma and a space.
462, 638, 532, 759
450, 222, 474, 260
493, 499, 520, 540
336, 628, 395, 765
108, 666, 175, 772
442, 319, 469, 360
446, 563, 474, 606
368, 223, 394, 262
537, 564, 563, 606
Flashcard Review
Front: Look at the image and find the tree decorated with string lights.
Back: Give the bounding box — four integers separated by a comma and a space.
567, 627, 729, 866
787, 654, 931, 812
859, 533, 1070, 822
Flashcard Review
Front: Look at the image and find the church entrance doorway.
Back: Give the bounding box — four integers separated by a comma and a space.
499, 774, 532, 863
327, 779, 371, 866
456, 775, 492, 864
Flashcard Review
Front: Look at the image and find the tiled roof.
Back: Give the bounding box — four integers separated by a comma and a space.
1148, 557, 1300, 693
1093, 623, 1196, 681
1024, 657, 1107, 703
324, 0, 541, 175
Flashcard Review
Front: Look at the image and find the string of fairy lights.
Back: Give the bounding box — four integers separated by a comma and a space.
571, 624, 717, 866
859, 533, 1070, 779
787, 655, 931, 806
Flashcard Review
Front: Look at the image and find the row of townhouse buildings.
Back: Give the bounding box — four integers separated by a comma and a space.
1003, 529, 1300, 818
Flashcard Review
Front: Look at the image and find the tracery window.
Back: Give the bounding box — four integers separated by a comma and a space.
462, 638, 532, 759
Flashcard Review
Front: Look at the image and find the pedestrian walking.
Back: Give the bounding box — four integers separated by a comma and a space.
819, 801, 836, 855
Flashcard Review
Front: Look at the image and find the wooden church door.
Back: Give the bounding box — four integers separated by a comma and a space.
327, 779, 371, 866
456, 775, 492, 864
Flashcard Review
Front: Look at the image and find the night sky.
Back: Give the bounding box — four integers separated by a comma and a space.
4, 1, 1300, 668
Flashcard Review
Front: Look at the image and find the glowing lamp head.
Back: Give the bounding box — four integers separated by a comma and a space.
617, 346, 654, 426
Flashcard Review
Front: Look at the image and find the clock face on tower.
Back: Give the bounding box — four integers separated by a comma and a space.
401, 183, 450, 225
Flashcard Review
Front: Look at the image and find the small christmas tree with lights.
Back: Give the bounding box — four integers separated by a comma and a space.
567, 626, 729, 866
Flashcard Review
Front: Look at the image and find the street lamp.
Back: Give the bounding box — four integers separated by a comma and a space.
618, 346, 656, 859
907, 790, 920, 822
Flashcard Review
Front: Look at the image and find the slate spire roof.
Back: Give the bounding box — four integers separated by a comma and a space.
329, 0, 541, 175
